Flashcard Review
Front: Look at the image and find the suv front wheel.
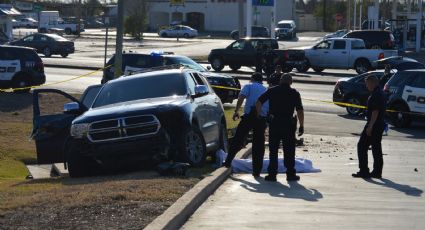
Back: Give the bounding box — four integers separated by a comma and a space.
211, 57, 224, 71
180, 125, 206, 167
389, 103, 412, 128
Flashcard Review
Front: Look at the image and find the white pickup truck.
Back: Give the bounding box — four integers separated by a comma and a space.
299, 38, 398, 74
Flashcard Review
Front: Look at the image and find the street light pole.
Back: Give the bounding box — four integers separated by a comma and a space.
114, 0, 124, 78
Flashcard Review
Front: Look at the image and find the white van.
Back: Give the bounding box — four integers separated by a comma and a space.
275, 20, 296, 40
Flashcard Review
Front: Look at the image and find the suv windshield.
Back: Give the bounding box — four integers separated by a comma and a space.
164, 56, 207, 72
92, 73, 186, 108
277, 23, 291, 29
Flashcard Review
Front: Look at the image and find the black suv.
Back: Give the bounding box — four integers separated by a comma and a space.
102, 52, 240, 103
343, 30, 395, 49
208, 38, 279, 71
230, 26, 270, 40
32, 69, 228, 177
0, 45, 45, 92
384, 70, 425, 127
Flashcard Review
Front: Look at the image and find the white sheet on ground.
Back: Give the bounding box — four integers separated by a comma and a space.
215, 149, 321, 173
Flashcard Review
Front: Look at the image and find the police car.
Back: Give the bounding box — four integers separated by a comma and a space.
0, 45, 45, 93
102, 51, 241, 103
384, 69, 425, 127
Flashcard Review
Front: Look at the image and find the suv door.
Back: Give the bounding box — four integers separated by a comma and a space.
32, 85, 102, 164
225, 39, 248, 66
329, 40, 348, 68
405, 74, 425, 113
310, 40, 331, 66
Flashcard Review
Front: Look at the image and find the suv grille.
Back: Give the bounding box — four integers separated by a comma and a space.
88, 115, 160, 143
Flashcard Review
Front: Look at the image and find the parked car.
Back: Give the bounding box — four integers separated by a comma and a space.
0, 45, 45, 93
333, 70, 390, 115
14, 17, 38, 28
32, 68, 228, 177
374, 56, 425, 71
384, 69, 425, 127
324, 29, 350, 39
9, 33, 75, 57
294, 38, 397, 74
230, 26, 269, 40
158, 25, 198, 38
343, 30, 396, 50
102, 51, 240, 103
275, 20, 296, 40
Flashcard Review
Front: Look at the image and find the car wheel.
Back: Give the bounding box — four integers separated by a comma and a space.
61, 53, 69, 58
346, 96, 364, 115
354, 59, 370, 74
219, 120, 229, 153
211, 57, 224, 71
389, 103, 412, 128
312, 67, 325, 73
43, 47, 52, 57
183, 33, 190, 38
67, 147, 94, 178
229, 64, 241, 71
65, 28, 72, 35
12, 75, 31, 93
296, 60, 310, 73
180, 125, 206, 167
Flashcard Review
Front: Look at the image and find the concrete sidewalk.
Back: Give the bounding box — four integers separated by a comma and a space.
182, 134, 425, 230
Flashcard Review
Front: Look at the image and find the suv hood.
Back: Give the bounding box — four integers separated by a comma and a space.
73, 96, 188, 124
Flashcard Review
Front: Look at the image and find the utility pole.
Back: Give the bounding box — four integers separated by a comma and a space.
78, 0, 82, 37
347, 0, 351, 30
114, 0, 124, 78
238, 0, 244, 37
353, 0, 357, 30
323, 0, 326, 31
247, 0, 252, 37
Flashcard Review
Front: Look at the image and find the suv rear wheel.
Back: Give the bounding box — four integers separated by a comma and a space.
296, 59, 310, 72
61, 53, 68, 58
65, 28, 72, 35
43, 47, 52, 57
389, 103, 412, 128
229, 65, 241, 71
346, 96, 363, 115
211, 57, 224, 71
180, 125, 206, 167
13, 74, 31, 93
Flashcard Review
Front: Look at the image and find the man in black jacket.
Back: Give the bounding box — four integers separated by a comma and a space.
352, 75, 386, 179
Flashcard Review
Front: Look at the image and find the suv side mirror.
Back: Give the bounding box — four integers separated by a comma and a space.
207, 66, 211, 70
193, 85, 209, 97
64, 102, 81, 114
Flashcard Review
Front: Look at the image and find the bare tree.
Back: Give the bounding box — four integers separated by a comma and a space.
124, 0, 149, 39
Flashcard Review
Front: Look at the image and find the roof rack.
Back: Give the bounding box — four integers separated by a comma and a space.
124, 64, 190, 76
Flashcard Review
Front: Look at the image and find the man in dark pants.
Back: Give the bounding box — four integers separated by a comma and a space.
352, 75, 386, 179
224, 73, 268, 177
256, 74, 304, 182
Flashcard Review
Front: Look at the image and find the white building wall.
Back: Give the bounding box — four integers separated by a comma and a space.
148, 0, 293, 32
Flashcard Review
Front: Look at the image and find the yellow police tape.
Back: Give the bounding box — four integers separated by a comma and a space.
0, 69, 416, 116
0, 65, 111, 93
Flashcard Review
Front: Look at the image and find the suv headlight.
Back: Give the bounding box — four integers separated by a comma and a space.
70, 123, 89, 138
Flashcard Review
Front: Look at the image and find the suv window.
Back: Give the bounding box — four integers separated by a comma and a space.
93, 73, 186, 108
316, 40, 331, 49
232, 40, 245, 50
23, 36, 34, 42
387, 71, 417, 87
411, 75, 425, 88
351, 40, 365, 49
333, 40, 346, 49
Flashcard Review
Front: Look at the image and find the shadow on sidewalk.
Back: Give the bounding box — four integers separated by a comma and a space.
230, 175, 323, 202
364, 178, 423, 197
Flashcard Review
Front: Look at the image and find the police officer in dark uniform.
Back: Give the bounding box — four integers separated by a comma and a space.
267, 65, 283, 87
263, 47, 276, 78
256, 74, 304, 182
352, 75, 386, 179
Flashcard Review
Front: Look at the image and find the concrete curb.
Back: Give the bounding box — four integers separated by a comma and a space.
144, 144, 252, 230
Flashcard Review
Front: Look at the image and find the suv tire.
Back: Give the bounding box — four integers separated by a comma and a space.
389, 103, 412, 128
43, 47, 52, 57
61, 53, 69, 58
65, 28, 72, 35
13, 74, 31, 93
67, 145, 94, 178
180, 125, 206, 167
346, 96, 363, 115
211, 57, 224, 71
229, 65, 241, 71
296, 60, 310, 73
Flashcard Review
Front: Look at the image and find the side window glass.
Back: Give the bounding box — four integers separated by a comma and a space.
81, 85, 102, 108
23, 36, 34, 42
411, 76, 425, 88
185, 74, 197, 95
316, 41, 330, 49
232, 40, 245, 50
40, 36, 48, 42
333, 41, 346, 49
